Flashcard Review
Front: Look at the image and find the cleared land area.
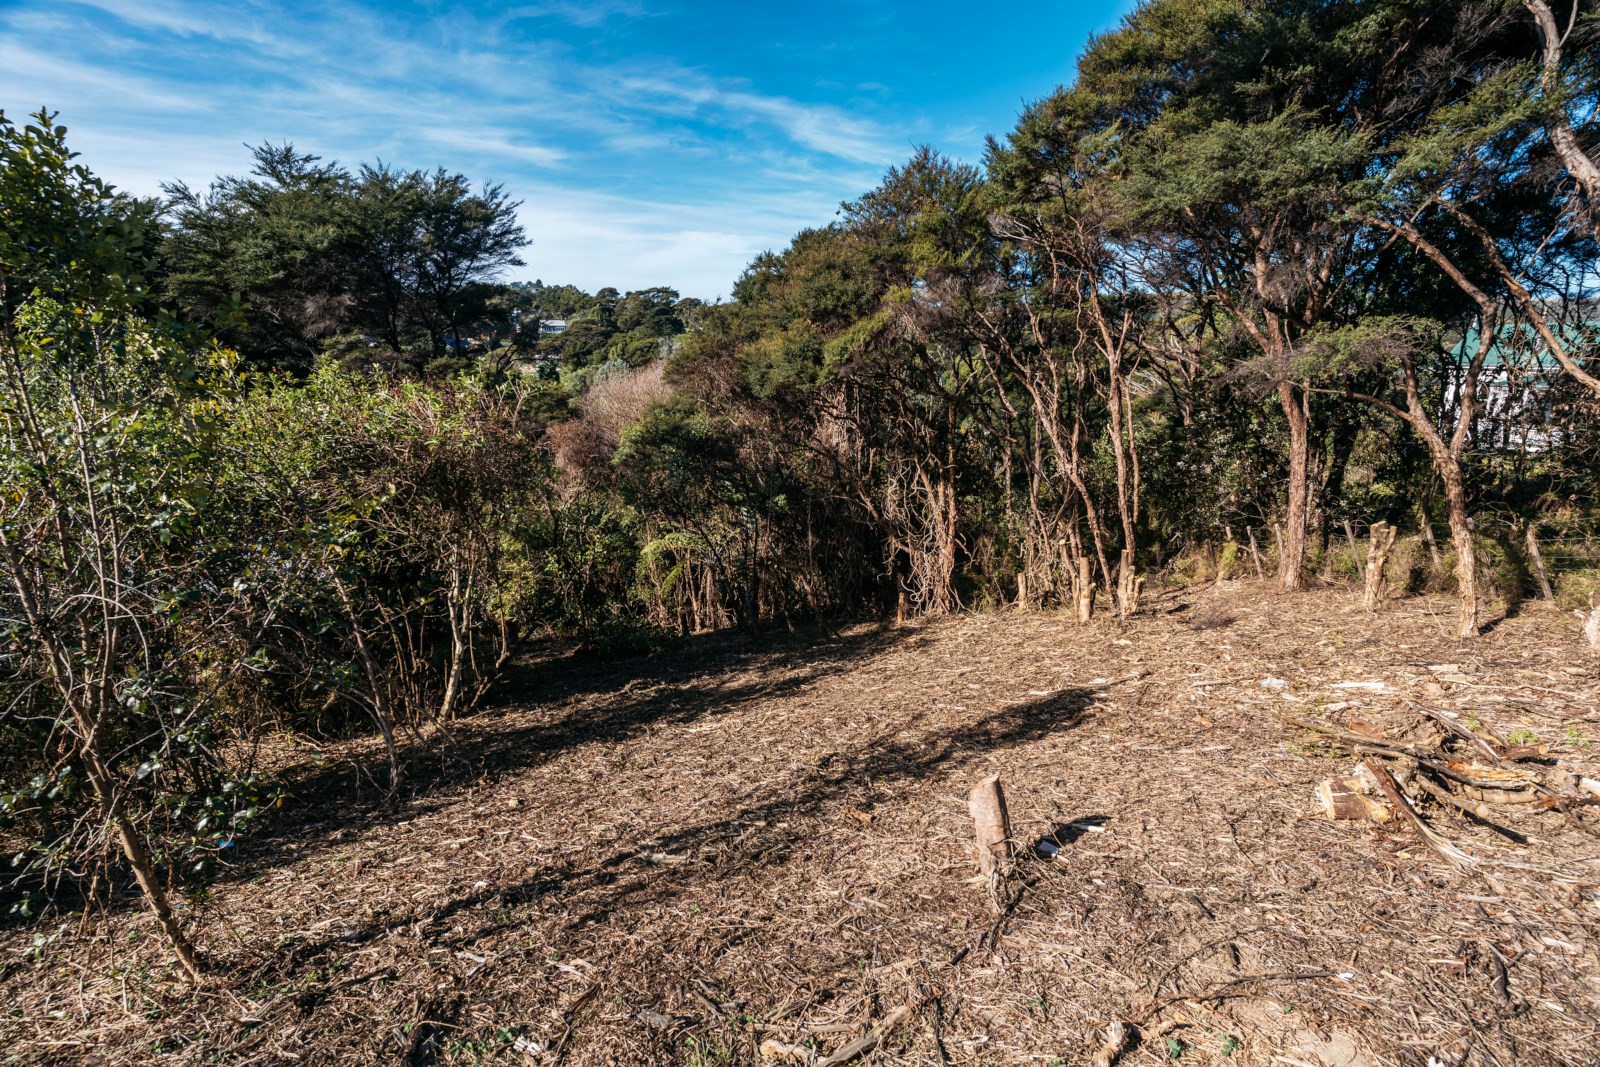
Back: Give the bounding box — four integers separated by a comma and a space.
3, 585, 1598, 1066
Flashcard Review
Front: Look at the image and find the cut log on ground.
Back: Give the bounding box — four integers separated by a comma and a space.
968, 774, 1011, 879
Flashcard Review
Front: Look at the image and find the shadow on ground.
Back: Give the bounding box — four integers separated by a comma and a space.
264, 683, 1093, 990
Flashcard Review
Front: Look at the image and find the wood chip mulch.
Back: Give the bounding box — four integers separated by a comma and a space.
2, 584, 1598, 1066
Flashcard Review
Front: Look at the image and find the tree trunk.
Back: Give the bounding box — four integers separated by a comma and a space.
1439, 468, 1480, 638
114, 817, 205, 984
1278, 381, 1309, 591
1364, 522, 1398, 612
1117, 548, 1139, 615
1247, 527, 1265, 579
1525, 0, 1600, 244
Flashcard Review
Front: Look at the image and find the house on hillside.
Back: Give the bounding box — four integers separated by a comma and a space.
1456, 319, 1595, 451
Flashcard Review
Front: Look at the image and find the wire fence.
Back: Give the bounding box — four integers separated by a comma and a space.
1229, 516, 1600, 584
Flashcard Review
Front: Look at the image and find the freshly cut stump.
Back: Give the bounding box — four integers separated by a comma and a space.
968, 774, 1011, 877
1317, 775, 1391, 822
1578, 601, 1600, 654
1363, 521, 1398, 612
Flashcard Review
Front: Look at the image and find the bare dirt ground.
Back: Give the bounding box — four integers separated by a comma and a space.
3, 583, 1599, 1067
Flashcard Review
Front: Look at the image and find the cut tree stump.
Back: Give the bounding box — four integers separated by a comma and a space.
1578, 600, 1600, 654
968, 775, 1012, 877
1317, 776, 1391, 822
1363, 522, 1398, 612
1075, 558, 1094, 624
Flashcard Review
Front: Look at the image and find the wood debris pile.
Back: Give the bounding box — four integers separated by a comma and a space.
1297, 705, 1600, 871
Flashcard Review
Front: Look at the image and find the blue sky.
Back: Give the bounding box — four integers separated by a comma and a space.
1, 0, 1137, 299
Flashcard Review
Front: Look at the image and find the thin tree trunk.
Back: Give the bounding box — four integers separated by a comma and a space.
1525, 0, 1600, 244
1278, 381, 1309, 592
331, 574, 402, 787
1440, 471, 1479, 638
1075, 557, 1094, 624
1525, 523, 1555, 603
114, 817, 204, 984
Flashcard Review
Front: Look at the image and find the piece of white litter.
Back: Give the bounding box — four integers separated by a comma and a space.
1261, 676, 1289, 690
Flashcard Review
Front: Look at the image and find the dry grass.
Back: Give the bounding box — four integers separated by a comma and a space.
2, 584, 1598, 1066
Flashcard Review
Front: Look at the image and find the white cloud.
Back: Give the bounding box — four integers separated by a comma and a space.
2, 0, 926, 297
600, 69, 904, 166
0, 43, 208, 116
498, 1, 649, 30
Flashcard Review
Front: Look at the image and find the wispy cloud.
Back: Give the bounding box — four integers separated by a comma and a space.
600, 69, 903, 165
499, 1, 650, 30
2, 0, 1131, 297
0, 43, 208, 115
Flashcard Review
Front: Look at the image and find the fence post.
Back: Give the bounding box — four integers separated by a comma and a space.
1418, 505, 1442, 569
1525, 522, 1555, 603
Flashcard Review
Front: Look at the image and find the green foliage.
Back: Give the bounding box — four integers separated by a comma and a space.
160, 146, 527, 371
7, 0, 1600, 975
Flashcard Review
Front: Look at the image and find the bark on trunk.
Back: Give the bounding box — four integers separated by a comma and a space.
1074, 557, 1094, 624
1278, 381, 1309, 592
115, 818, 205, 984
1363, 522, 1398, 612
1440, 471, 1480, 639
968, 775, 1012, 879
1525, 0, 1600, 243
1419, 504, 1442, 570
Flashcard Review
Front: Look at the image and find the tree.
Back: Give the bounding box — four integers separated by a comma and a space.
2, 111, 230, 982
161, 151, 528, 370
160, 144, 354, 372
